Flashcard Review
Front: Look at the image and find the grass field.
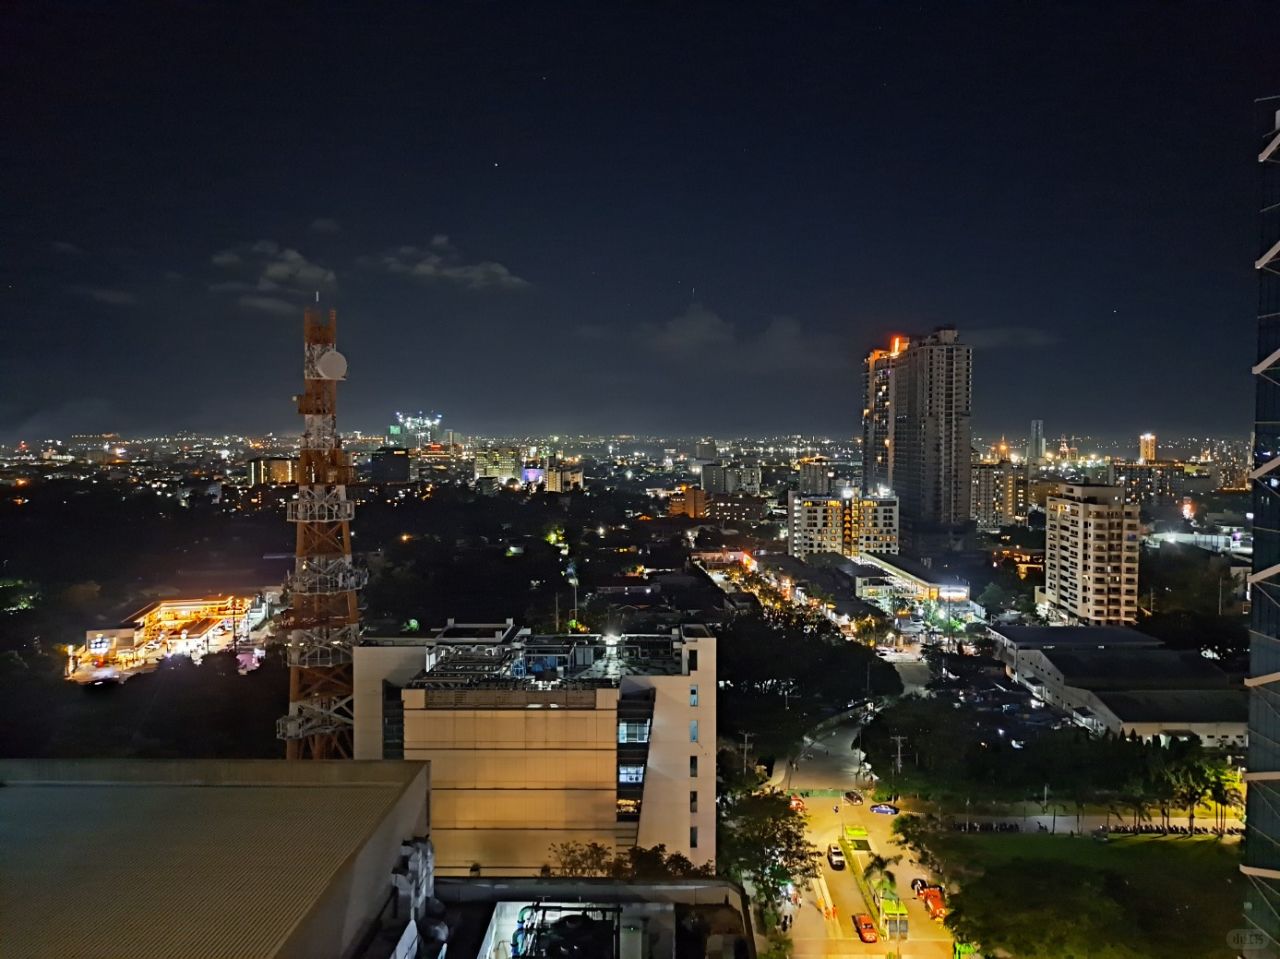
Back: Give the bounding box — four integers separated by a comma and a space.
929, 832, 1243, 959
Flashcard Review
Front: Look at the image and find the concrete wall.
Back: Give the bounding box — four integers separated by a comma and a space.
401, 688, 631, 875
353, 644, 430, 759
634, 634, 717, 868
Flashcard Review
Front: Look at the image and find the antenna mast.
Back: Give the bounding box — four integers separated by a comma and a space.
276, 305, 364, 758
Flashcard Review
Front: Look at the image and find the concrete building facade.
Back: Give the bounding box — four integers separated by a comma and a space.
971, 457, 1028, 530
787, 491, 899, 561
888, 328, 973, 557
1043, 483, 1140, 625
354, 625, 716, 877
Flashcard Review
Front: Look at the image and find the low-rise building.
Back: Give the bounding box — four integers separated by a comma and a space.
354, 624, 716, 876
0, 758, 435, 959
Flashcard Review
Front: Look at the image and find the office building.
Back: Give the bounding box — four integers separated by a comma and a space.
247, 455, 297, 486
972, 457, 1028, 529
693, 439, 717, 461
544, 464, 585, 492
667, 484, 708, 519
702, 463, 761, 495
0, 759, 435, 959
787, 490, 898, 561
1139, 432, 1157, 464
890, 328, 973, 556
861, 337, 906, 494
1245, 103, 1280, 947
707, 492, 768, 526
797, 459, 835, 494
1027, 419, 1046, 466
354, 624, 716, 876
1108, 460, 1178, 507
370, 446, 412, 484
473, 447, 520, 484
1043, 483, 1139, 625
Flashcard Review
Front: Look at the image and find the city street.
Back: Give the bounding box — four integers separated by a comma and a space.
784, 717, 954, 959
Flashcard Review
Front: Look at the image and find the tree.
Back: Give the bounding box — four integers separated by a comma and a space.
718, 790, 819, 903
977, 581, 1011, 614
862, 851, 902, 900
947, 860, 1145, 959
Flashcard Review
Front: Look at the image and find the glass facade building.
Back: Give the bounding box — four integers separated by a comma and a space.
1246, 99, 1280, 950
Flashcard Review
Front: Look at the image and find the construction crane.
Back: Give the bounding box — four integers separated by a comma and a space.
276, 305, 365, 759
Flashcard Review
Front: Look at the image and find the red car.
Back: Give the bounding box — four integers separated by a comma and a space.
854, 913, 878, 943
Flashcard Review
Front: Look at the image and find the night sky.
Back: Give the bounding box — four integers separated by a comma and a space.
4, 4, 1279, 442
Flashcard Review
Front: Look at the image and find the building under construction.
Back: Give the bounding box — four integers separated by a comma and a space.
277, 306, 366, 759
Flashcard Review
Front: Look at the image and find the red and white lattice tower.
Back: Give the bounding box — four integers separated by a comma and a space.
276, 305, 365, 759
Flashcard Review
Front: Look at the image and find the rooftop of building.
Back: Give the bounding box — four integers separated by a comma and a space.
0, 759, 429, 959
991, 625, 1164, 650
1092, 689, 1248, 725
863, 552, 967, 587
1038, 647, 1232, 690
405, 627, 707, 691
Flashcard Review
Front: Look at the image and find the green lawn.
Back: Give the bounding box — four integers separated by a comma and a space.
928, 832, 1243, 959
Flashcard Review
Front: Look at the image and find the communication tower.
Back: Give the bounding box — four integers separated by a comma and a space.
276, 306, 365, 759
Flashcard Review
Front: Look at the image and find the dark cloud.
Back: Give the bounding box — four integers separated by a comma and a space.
363, 243, 529, 291
310, 217, 341, 234
639, 305, 846, 373
209, 241, 335, 301
238, 295, 297, 316
71, 286, 137, 306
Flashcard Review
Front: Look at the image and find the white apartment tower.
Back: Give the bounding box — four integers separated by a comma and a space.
1043, 483, 1140, 625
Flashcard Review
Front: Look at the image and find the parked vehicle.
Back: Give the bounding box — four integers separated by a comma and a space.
827, 844, 846, 869
870, 803, 899, 815
843, 790, 864, 805
789, 794, 806, 812
854, 913, 878, 943
920, 885, 947, 921
910, 877, 928, 896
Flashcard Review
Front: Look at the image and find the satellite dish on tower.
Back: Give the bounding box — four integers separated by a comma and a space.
315, 350, 348, 380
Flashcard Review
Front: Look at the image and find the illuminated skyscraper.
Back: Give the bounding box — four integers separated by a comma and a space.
890, 328, 973, 557
1139, 432, 1157, 463
861, 336, 906, 494
1028, 419, 1046, 465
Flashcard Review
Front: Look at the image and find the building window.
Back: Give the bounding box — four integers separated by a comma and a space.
690, 790, 698, 813
688, 649, 698, 672
618, 765, 645, 784
690, 755, 698, 777
690, 684, 699, 707
690, 826, 699, 849
690, 720, 699, 742
618, 720, 650, 743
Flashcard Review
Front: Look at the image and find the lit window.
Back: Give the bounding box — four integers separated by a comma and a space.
690, 684, 699, 707
619, 765, 645, 784
690, 720, 699, 743
618, 720, 650, 743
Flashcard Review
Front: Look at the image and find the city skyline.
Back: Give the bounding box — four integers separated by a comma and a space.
5, 5, 1279, 441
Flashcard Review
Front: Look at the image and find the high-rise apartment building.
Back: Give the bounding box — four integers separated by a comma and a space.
701, 463, 761, 496
1043, 483, 1139, 626
797, 460, 835, 495
890, 328, 973, 557
1139, 432, 1157, 464
1108, 460, 1178, 507
247, 455, 298, 486
1028, 419, 1046, 465
861, 337, 907, 494
786, 490, 898, 561
1244, 102, 1280, 948
972, 457, 1028, 530
473, 448, 520, 484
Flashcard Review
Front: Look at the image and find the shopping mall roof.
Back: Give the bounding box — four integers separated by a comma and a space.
0, 759, 429, 959
991, 625, 1165, 651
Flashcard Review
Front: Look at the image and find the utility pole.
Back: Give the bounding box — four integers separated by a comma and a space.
740, 732, 755, 776
891, 735, 906, 775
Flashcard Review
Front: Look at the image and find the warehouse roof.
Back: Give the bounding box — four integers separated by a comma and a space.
1093, 689, 1248, 725
1039, 648, 1231, 690
991, 625, 1163, 651
0, 759, 428, 959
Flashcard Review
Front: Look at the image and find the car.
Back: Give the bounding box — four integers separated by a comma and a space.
853, 914, 878, 943
843, 790, 864, 805
789, 794, 807, 812
826, 844, 846, 869
870, 803, 899, 815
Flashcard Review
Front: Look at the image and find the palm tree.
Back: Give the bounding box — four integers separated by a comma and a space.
1173, 762, 1211, 835
863, 852, 903, 901
1207, 765, 1243, 836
